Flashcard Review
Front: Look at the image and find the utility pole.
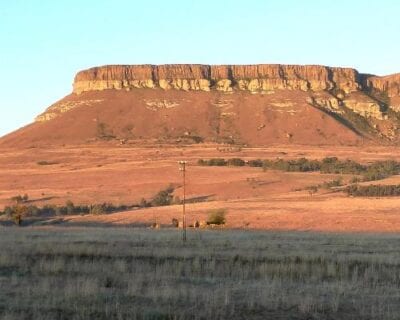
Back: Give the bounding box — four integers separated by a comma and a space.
178, 161, 187, 242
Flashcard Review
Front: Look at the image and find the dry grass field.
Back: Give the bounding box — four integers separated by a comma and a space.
1, 227, 400, 319
1, 144, 400, 231
2, 143, 400, 318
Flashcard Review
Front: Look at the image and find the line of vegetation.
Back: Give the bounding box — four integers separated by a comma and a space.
0, 186, 178, 225
0, 202, 137, 225
37, 160, 59, 166
346, 184, 400, 197
198, 157, 400, 182
303, 178, 344, 195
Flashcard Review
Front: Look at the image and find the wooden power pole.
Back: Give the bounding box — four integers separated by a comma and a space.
178, 161, 187, 242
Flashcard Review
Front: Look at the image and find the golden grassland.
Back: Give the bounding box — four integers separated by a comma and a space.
3, 145, 400, 232
1, 227, 400, 319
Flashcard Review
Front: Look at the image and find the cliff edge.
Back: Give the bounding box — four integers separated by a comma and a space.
72, 64, 400, 97
4, 64, 400, 148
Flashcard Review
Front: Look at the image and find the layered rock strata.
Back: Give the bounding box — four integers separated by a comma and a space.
73, 64, 365, 94
32, 64, 400, 124
73, 64, 400, 98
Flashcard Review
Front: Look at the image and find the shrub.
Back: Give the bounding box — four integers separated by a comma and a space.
208, 158, 227, 166
139, 198, 150, 208
12, 205, 28, 226
188, 135, 203, 143
248, 159, 263, 167
362, 161, 400, 182
151, 186, 174, 206
198, 156, 400, 183
42, 205, 57, 216
10, 195, 24, 204
198, 158, 228, 166
307, 185, 318, 196
26, 205, 40, 216
3, 206, 13, 217
37, 161, 58, 166
90, 204, 105, 215
14, 214, 22, 226
351, 176, 361, 183
207, 209, 226, 225
227, 158, 246, 166
96, 122, 115, 140
320, 157, 365, 174
262, 158, 320, 172
346, 184, 400, 197
323, 178, 343, 188
171, 218, 179, 228
65, 200, 75, 215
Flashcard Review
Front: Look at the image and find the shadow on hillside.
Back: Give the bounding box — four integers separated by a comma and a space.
25, 196, 58, 204
0, 218, 172, 229
186, 194, 215, 203
7, 217, 154, 228
0, 220, 14, 227
56, 221, 153, 228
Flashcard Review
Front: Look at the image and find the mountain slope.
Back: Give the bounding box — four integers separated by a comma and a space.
2, 64, 400, 147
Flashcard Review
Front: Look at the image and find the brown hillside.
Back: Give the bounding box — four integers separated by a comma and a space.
2, 64, 400, 147
0, 89, 362, 147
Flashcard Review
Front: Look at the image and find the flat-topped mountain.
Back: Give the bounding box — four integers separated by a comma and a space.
2, 64, 400, 147
72, 64, 400, 97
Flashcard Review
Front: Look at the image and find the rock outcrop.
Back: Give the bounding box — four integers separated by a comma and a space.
28, 63, 400, 133
8, 64, 400, 148
35, 99, 104, 122
364, 73, 400, 97
73, 64, 364, 94
68, 64, 400, 123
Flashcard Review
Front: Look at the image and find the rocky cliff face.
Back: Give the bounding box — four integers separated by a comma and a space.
73, 64, 400, 97
73, 64, 365, 94
7, 63, 400, 148
67, 64, 400, 122
29, 64, 400, 144
364, 73, 400, 97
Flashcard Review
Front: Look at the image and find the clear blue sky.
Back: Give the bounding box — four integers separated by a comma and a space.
1, 0, 399, 137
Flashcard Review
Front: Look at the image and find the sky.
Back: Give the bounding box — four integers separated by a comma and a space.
1, 0, 400, 137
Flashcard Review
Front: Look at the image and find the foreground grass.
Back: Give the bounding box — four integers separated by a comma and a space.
1, 228, 400, 319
